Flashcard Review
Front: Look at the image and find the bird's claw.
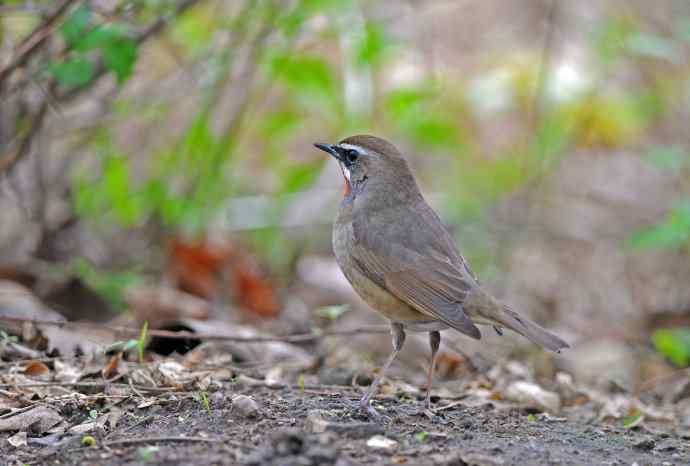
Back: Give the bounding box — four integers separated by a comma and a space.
357, 401, 390, 423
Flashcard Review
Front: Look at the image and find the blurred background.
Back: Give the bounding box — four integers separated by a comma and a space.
1, 0, 690, 392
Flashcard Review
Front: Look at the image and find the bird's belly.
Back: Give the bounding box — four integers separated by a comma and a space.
348, 266, 426, 322
333, 219, 435, 326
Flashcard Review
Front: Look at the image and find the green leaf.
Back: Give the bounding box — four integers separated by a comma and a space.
260, 111, 303, 139
354, 22, 389, 68
385, 88, 428, 119
102, 155, 143, 226
626, 32, 679, 62
652, 328, 690, 367
199, 391, 210, 411
102, 37, 138, 84
628, 200, 690, 250
123, 339, 139, 352
593, 17, 633, 65
60, 6, 91, 46
74, 259, 142, 311
270, 54, 336, 98
622, 409, 643, 428
282, 163, 321, 193
646, 145, 687, 171
408, 117, 458, 148
49, 58, 93, 86
138, 321, 148, 364
75, 25, 124, 52
384, 87, 461, 149
278, 0, 351, 36
316, 304, 350, 321
414, 431, 429, 442
138, 446, 160, 462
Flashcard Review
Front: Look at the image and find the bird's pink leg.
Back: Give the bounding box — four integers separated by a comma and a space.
359, 322, 405, 419
425, 331, 441, 410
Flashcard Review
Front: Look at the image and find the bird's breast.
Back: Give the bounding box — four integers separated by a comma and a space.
332, 212, 432, 324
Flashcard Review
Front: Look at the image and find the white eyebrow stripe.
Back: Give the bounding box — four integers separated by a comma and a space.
339, 143, 367, 155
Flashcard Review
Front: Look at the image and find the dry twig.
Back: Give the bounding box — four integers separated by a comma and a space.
103, 435, 245, 448
0, 0, 78, 87
0, 315, 389, 343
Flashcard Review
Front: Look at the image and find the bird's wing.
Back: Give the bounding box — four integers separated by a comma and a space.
350, 199, 482, 339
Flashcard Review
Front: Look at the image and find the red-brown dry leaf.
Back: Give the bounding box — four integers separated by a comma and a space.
0, 266, 36, 289
435, 352, 473, 378
23, 361, 50, 377
167, 239, 225, 298
102, 353, 121, 379
166, 238, 281, 318
233, 259, 281, 318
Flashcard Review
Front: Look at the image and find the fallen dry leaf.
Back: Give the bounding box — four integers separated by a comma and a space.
505, 381, 561, 413
68, 421, 101, 434
53, 359, 82, 383
23, 361, 50, 377
126, 285, 210, 329
167, 238, 281, 318
7, 431, 27, 447
100, 407, 123, 430
102, 353, 121, 379
0, 406, 62, 433
137, 399, 158, 409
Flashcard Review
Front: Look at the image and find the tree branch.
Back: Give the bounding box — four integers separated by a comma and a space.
0, 0, 79, 88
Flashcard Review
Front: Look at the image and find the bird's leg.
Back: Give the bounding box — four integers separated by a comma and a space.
425, 331, 441, 410
359, 322, 405, 418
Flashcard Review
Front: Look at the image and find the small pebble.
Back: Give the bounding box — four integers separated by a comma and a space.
305, 410, 329, 433
366, 435, 398, 451
210, 391, 225, 406
633, 437, 655, 451
232, 395, 260, 418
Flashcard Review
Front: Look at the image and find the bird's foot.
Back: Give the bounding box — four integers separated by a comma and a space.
415, 401, 443, 423
355, 400, 390, 423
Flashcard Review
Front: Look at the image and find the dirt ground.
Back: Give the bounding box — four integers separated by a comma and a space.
2, 381, 688, 466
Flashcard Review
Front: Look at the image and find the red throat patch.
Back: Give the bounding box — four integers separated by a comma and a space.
338, 163, 351, 197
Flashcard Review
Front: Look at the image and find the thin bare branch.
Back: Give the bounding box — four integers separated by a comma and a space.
0, 315, 389, 343
57, 0, 205, 102
0, 0, 79, 88
0, 88, 51, 175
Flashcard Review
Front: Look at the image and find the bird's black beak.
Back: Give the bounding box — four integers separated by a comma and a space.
314, 143, 342, 162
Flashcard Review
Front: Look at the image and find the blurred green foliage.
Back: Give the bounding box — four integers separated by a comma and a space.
652, 329, 690, 367
25, 0, 684, 312
73, 259, 142, 311
50, 5, 138, 87
629, 200, 690, 250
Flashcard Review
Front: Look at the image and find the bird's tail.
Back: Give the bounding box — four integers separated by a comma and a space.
491, 304, 569, 352
466, 288, 569, 352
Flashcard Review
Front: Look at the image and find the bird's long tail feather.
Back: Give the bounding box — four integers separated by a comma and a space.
492, 304, 569, 352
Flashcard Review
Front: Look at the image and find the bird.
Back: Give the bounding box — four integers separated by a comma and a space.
314, 135, 569, 419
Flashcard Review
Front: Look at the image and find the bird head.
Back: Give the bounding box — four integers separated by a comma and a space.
314, 135, 417, 200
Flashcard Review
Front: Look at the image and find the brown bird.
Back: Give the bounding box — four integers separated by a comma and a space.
315, 135, 568, 418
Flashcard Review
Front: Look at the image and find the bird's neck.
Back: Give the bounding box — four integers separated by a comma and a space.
348, 175, 422, 211
342, 174, 368, 204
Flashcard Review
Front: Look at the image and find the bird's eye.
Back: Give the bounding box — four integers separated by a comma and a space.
345, 149, 359, 164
